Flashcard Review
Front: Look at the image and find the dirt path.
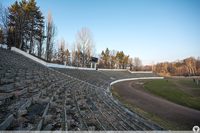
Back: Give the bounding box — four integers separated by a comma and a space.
112, 80, 200, 130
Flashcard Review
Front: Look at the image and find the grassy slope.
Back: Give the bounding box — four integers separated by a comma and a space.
144, 79, 200, 110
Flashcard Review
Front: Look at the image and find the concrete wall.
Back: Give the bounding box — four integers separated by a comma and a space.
11, 47, 47, 66
98, 68, 127, 71
128, 70, 153, 73
98, 69, 153, 74
11, 47, 95, 70
48, 63, 96, 70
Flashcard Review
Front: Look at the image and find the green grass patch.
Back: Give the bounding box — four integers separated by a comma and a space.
144, 79, 200, 110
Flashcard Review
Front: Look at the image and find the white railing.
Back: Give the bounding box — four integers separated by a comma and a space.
110, 77, 164, 86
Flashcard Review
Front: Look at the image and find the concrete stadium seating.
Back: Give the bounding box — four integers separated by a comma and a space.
54, 68, 159, 89
0, 48, 162, 131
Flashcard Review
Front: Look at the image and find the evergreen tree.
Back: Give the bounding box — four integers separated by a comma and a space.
8, 1, 21, 48
35, 11, 45, 57
116, 51, 125, 69
7, 0, 44, 53
101, 48, 110, 68
27, 0, 43, 53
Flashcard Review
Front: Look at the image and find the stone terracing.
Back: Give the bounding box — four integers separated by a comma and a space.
0, 48, 162, 131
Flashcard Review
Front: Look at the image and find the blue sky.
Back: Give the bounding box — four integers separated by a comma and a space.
1, 0, 200, 65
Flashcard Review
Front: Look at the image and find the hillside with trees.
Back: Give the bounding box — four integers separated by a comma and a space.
98, 48, 143, 70
153, 57, 200, 76
0, 1, 95, 67
0, 0, 141, 69
0, 0, 199, 75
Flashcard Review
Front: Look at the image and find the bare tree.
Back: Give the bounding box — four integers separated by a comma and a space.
64, 41, 70, 65
52, 47, 58, 62
71, 42, 77, 66
46, 11, 55, 61
133, 57, 142, 71
183, 57, 197, 76
110, 50, 117, 69
128, 57, 133, 70
0, 3, 8, 30
36, 24, 45, 57
76, 41, 82, 67
197, 57, 200, 75
0, 28, 3, 44
0, 3, 9, 43
153, 57, 200, 76
75, 27, 95, 67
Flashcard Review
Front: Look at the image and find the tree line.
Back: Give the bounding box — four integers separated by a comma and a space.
5, 0, 198, 73
0, 0, 54, 61
1, 0, 143, 69
0, 0, 95, 67
153, 57, 200, 76
98, 48, 143, 70
51, 28, 95, 67
0, 0, 144, 70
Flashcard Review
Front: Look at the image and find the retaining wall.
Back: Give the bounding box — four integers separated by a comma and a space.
11, 47, 95, 70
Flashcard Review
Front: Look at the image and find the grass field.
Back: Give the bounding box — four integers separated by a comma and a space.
111, 78, 200, 130
144, 78, 200, 110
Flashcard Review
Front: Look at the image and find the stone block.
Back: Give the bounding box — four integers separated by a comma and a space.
43, 115, 53, 125
32, 92, 41, 102
43, 124, 53, 130
0, 78, 14, 85
0, 83, 15, 93
0, 93, 13, 101
18, 109, 27, 116
13, 88, 28, 97
36, 119, 43, 130
0, 114, 14, 130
